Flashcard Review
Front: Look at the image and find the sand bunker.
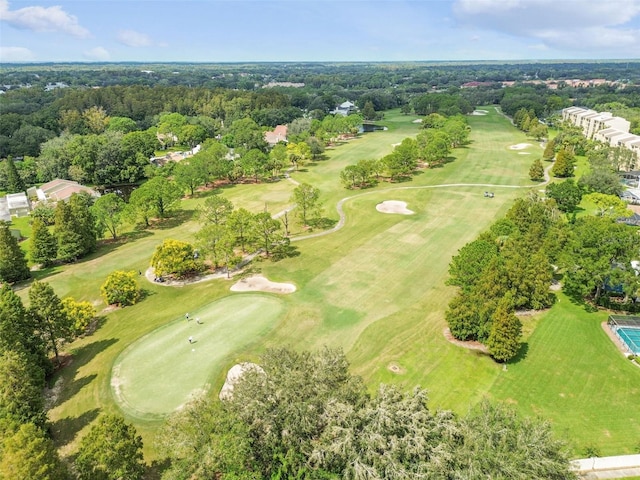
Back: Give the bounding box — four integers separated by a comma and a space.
230, 275, 296, 294
518, 152, 531, 155
376, 200, 414, 215
219, 362, 264, 400
471, 110, 488, 115
509, 143, 532, 150
412, 118, 423, 123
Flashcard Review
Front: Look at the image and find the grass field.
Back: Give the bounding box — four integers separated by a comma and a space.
111, 295, 283, 420
33, 107, 640, 461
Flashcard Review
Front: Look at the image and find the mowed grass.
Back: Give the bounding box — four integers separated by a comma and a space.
112, 295, 282, 420
44, 107, 640, 461
488, 294, 640, 456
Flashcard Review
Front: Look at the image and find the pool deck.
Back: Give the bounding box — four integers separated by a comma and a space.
601, 322, 634, 356
573, 454, 640, 479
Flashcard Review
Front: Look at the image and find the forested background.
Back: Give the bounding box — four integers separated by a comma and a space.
2, 61, 640, 479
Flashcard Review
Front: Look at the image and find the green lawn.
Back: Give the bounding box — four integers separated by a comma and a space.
43, 107, 640, 462
488, 294, 640, 456
112, 294, 282, 420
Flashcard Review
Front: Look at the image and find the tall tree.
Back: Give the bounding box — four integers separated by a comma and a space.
75, 415, 145, 480
252, 212, 284, 257
143, 176, 183, 218
0, 349, 46, 430
92, 193, 125, 240
0, 222, 30, 283
551, 148, 575, 178
54, 200, 84, 262
456, 401, 575, 479
227, 208, 255, 253
174, 160, 205, 196
529, 158, 545, 181
486, 294, 522, 362
158, 397, 256, 480
0, 422, 68, 480
198, 195, 234, 226
4, 157, 26, 194
0, 284, 46, 373
291, 183, 321, 226
29, 217, 57, 267
126, 186, 156, 228
28, 281, 73, 366
70, 193, 98, 255
546, 179, 583, 213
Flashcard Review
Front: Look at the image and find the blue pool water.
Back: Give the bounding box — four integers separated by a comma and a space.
617, 327, 640, 355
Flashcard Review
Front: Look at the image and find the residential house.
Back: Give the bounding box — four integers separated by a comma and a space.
36, 179, 99, 203
264, 125, 288, 146
331, 101, 357, 116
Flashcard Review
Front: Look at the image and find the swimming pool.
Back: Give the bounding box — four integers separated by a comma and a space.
616, 327, 640, 355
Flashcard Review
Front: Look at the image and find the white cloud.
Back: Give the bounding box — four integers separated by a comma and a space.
0, 0, 90, 37
117, 29, 153, 47
0, 46, 35, 61
453, 0, 640, 51
84, 46, 110, 61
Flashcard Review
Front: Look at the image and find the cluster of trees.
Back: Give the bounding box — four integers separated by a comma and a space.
446, 195, 561, 361
512, 107, 548, 140
341, 113, 469, 188
28, 193, 97, 267
157, 347, 576, 479
150, 183, 322, 279
447, 187, 640, 358
411, 92, 473, 116
0, 280, 100, 478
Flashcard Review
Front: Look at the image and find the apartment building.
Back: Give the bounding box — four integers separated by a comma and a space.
562, 107, 639, 170
561, 107, 630, 139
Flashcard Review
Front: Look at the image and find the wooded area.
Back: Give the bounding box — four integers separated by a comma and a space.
2, 61, 640, 479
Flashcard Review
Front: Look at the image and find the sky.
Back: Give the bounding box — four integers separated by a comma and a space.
1, 0, 640, 63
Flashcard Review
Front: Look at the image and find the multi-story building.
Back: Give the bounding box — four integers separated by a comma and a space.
561, 107, 630, 139
562, 107, 639, 170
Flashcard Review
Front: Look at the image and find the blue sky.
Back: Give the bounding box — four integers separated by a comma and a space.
1, 0, 640, 62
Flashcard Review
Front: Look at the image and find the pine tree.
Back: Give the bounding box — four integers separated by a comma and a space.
551, 148, 575, 178
529, 158, 545, 181
69, 193, 97, 256
0, 222, 30, 283
54, 201, 84, 262
542, 138, 556, 161
28, 281, 73, 366
0, 284, 48, 374
486, 295, 522, 362
4, 156, 26, 194
29, 218, 57, 267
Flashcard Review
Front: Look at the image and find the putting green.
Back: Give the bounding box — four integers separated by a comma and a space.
110, 294, 282, 419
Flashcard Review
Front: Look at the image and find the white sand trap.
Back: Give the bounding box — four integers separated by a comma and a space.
230, 275, 296, 294
219, 362, 264, 400
509, 143, 532, 150
412, 118, 423, 123
471, 110, 488, 115
518, 152, 531, 155
392, 142, 401, 147
376, 200, 415, 215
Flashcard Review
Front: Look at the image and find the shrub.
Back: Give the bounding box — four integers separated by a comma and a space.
101, 270, 141, 307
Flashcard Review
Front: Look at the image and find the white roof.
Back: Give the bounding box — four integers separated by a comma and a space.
6, 192, 29, 209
